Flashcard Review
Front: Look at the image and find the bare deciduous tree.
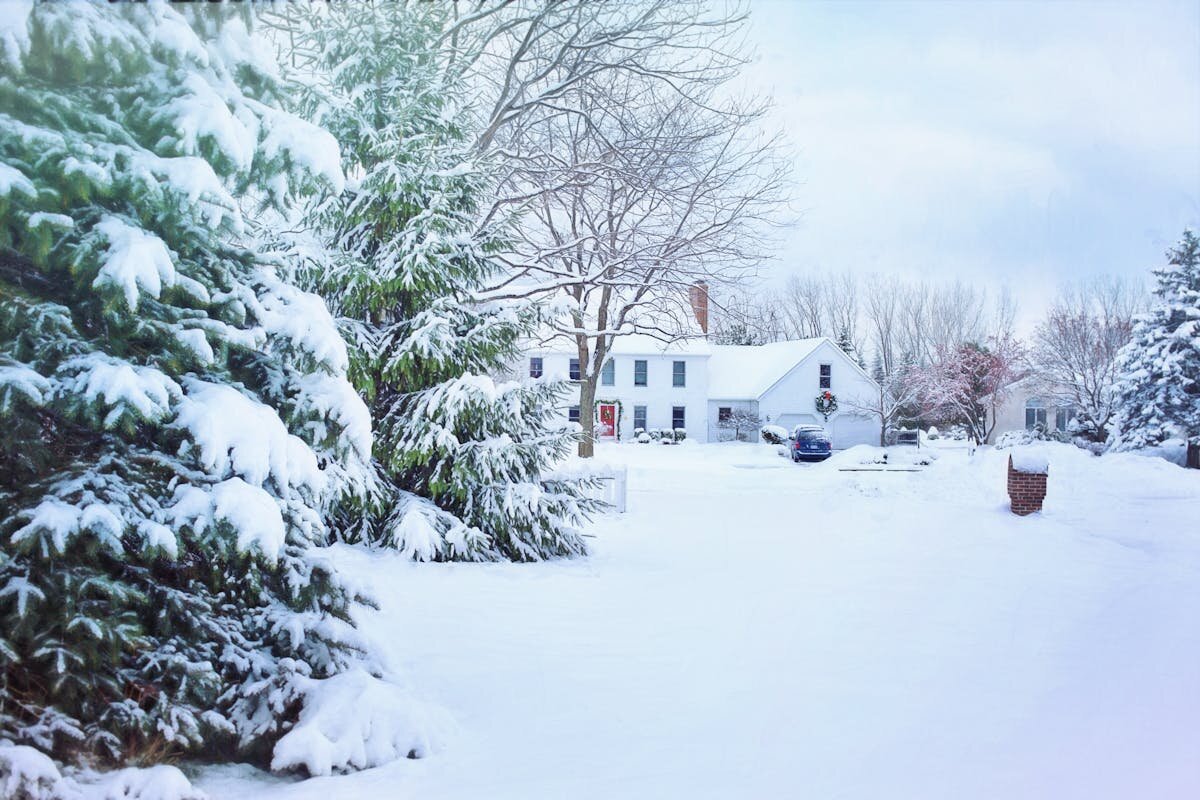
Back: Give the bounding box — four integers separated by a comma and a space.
1030, 277, 1144, 441
466, 4, 787, 456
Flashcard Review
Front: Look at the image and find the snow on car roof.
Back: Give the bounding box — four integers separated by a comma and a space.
708, 338, 826, 399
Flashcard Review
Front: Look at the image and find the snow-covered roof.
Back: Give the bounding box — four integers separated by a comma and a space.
708, 338, 827, 399
530, 332, 711, 356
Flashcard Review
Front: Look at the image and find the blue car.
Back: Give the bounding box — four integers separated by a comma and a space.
790, 425, 832, 462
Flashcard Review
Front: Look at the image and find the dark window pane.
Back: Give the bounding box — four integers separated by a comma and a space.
634, 360, 647, 386
529, 357, 543, 378
672, 406, 685, 429
633, 405, 647, 430
819, 363, 831, 389
673, 360, 686, 387
601, 359, 615, 386
718, 406, 731, 421
569, 358, 580, 381
568, 405, 580, 423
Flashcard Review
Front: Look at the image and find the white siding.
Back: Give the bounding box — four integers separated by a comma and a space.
526, 351, 711, 442
707, 399, 759, 442
755, 340, 880, 449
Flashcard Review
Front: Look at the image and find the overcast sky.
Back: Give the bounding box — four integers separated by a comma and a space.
739, 0, 1200, 328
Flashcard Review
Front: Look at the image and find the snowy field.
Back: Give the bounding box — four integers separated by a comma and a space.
197, 442, 1200, 800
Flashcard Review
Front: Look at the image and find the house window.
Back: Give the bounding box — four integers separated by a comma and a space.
601, 358, 615, 386
672, 406, 686, 430
569, 358, 581, 381
568, 405, 580, 423
1025, 399, 1047, 430
529, 357, 543, 378
673, 360, 686, 387
634, 359, 647, 387
718, 406, 732, 422
819, 363, 832, 389
1055, 407, 1076, 432
633, 405, 647, 430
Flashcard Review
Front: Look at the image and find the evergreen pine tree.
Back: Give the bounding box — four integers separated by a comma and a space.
836, 327, 860, 366
1111, 230, 1200, 456
290, 3, 596, 561
0, 3, 378, 766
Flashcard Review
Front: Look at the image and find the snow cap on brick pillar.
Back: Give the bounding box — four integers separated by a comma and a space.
689, 280, 709, 333
1007, 451, 1048, 516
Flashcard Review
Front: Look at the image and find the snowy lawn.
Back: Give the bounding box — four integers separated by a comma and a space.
197, 442, 1200, 799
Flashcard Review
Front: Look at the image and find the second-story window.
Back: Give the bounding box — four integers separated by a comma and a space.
634, 359, 648, 387
529, 357, 543, 378
569, 358, 581, 381
673, 360, 686, 387
819, 363, 831, 389
601, 358, 615, 386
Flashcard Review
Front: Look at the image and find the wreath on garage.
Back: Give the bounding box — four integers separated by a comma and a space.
814, 390, 838, 422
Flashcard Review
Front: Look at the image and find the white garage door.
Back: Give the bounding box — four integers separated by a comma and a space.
775, 413, 821, 432
830, 414, 878, 448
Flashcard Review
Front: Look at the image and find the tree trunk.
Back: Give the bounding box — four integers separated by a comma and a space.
1187, 440, 1200, 470
578, 376, 597, 458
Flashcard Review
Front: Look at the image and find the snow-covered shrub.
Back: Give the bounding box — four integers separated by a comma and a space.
270, 668, 452, 777
760, 425, 788, 445
996, 425, 1067, 449
926, 426, 940, 440
0, 744, 206, 800
0, 744, 68, 800
636, 432, 652, 443
633, 427, 646, 439
294, 2, 597, 561
717, 408, 762, 441
649, 429, 663, 442
674, 428, 687, 442
0, 2, 399, 774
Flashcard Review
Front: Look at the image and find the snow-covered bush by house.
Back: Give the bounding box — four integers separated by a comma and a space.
0, 1, 414, 775
760, 425, 789, 445
716, 408, 762, 442
291, 2, 596, 561
995, 425, 1068, 449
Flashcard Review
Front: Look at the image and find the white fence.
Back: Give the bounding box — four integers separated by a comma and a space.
546, 463, 628, 514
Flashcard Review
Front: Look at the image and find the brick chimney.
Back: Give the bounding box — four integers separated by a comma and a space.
688, 280, 709, 334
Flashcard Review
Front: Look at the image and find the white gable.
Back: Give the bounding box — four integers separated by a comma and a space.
707, 339, 825, 399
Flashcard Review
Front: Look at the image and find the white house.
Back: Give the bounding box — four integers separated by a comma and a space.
990, 379, 1079, 441
521, 334, 880, 447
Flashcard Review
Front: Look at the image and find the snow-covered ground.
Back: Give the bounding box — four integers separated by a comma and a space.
196, 442, 1200, 800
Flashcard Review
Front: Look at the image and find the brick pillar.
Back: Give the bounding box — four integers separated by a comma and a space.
1007, 455, 1048, 516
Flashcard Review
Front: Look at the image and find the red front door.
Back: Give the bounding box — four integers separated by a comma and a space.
598, 404, 616, 438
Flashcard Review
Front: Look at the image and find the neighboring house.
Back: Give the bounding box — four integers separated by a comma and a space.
521, 335, 880, 447
990, 378, 1079, 440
